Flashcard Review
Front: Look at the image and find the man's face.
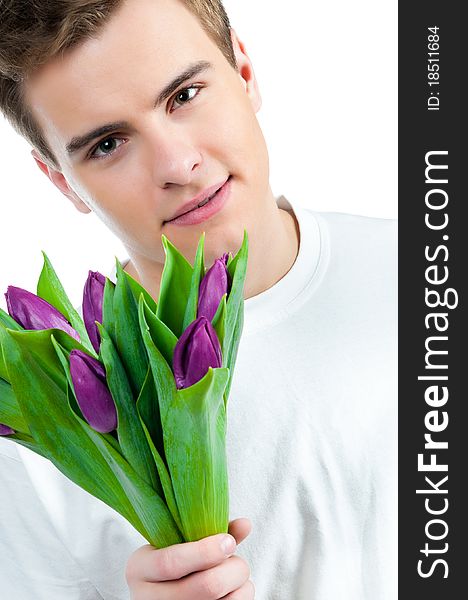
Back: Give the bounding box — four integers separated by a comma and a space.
26, 0, 271, 266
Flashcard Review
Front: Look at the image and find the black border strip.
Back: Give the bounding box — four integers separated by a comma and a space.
399, 3, 466, 596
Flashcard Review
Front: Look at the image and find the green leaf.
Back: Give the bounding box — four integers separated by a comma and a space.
7, 333, 182, 547
138, 296, 177, 420
0, 310, 22, 381
212, 294, 227, 358
7, 334, 137, 522
0, 308, 23, 331
226, 229, 248, 283
113, 259, 148, 395
98, 324, 160, 493
157, 235, 193, 337
123, 269, 158, 314
136, 365, 164, 464
164, 366, 230, 541
182, 232, 205, 331
223, 301, 244, 404
74, 409, 183, 548
0, 377, 29, 434
222, 230, 248, 400
138, 294, 177, 367
139, 417, 183, 535
102, 277, 116, 343
6, 330, 64, 391
36, 252, 96, 355
225, 230, 248, 353
7, 328, 92, 392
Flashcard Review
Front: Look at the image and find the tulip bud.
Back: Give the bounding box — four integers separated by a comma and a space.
173, 316, 222, 389
5, 286, 80, 342
69, 350, 117, 433
0, 423, 15, 436
197, 253, 230, 321
83, 271, 106, 353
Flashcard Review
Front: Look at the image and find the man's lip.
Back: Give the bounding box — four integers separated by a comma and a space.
164, 177, 230, 223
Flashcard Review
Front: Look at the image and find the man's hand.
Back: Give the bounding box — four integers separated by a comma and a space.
125, 518, 254, 599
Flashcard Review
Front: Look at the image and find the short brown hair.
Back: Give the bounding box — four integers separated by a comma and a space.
0, 0, 237, 169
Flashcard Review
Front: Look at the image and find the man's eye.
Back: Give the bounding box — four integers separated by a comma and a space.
171, 85, 201, 111
89, 137, 126, 160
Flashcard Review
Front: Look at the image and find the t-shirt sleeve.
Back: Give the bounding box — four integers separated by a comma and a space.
0, 441, 106, 599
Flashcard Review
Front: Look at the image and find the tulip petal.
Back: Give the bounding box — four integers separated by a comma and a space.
0, 423, 15, 436
173, 317, 222, 389
5, 286, 80, 342
70, 350, 117, 433
83, 271, 106, 353
197, 254, 230, 322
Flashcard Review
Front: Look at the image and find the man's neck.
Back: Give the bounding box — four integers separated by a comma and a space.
123, 199, 300, 303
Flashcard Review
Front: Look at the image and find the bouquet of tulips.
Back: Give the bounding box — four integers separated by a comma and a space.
0, 231, 248, 548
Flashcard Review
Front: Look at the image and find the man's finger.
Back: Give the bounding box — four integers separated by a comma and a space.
228, 518, 252, 545
126, 533, 237, 583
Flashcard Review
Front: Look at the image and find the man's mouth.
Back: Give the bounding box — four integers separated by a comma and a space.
196, 189, 219, 209
164, 176, 231, 223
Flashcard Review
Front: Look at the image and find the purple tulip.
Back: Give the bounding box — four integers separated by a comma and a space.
69, 350, 117, 433
197, 253, 230, 321
5, 286, 80, 342
0, 423, 15, 436
173, 316, 222, 389
83, 271, 106, 353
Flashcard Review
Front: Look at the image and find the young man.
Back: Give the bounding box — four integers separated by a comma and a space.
0, 0, 397, 598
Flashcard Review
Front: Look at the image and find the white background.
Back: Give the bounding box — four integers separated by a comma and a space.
0, 0, 397, 310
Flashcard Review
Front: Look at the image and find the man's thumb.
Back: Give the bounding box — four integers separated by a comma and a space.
228, 517, 252, 545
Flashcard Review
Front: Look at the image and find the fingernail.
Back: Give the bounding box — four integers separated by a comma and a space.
220, 534, 236, 557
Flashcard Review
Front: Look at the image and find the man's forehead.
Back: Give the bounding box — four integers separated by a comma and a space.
27, 1, 212, 100
24, 0, 223, 158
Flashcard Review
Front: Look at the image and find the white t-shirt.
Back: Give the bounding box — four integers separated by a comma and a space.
0, 196, 397, 599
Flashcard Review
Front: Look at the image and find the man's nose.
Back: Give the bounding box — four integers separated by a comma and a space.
148, 123, 202, 188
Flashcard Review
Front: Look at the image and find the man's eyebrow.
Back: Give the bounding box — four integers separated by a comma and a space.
65, 121, 132, 156
153, 60, 212, 108
65, 60, 213, 157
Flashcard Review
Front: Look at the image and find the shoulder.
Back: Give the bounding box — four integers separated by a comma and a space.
307, 210, 397, 265
313, 210, 397, 242
298, 211, 397, 305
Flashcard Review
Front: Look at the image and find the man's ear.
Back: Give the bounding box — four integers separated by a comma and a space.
31, 149, 91, 214
230, 28, 262, 113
